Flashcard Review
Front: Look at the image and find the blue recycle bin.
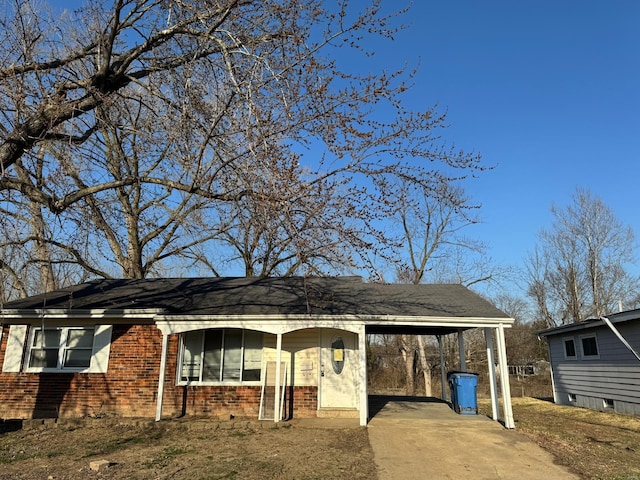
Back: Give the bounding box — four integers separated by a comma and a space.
447, 371, 479, 415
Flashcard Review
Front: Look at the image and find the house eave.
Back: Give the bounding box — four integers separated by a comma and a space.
0, 308, 165, 322
154, 314, 513, 335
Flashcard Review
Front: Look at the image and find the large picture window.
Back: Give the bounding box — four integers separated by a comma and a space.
180, 329, 263, 384
27, 327, 95, 371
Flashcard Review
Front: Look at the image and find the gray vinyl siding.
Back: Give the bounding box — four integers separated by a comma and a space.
547, 321, 640, 415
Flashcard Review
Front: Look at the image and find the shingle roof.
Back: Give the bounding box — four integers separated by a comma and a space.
1, 277, 508, 319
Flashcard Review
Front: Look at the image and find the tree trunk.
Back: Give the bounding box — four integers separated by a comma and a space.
400, 334, 416, 396
417, 335, 432, 396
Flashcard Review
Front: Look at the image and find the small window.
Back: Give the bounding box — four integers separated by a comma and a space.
580, 334, 599, 358
568, 393, 576, 402
179, 329, 263, 384
563, 337, 577, 359
603, 398, 614, 409
27, 327, 95, 371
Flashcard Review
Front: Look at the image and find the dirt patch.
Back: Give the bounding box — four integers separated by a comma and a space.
479, 397, 640, 480
0, 418, 376, 480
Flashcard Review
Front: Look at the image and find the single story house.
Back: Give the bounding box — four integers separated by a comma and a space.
538, 308, 640, 415
0, 277, 516, 427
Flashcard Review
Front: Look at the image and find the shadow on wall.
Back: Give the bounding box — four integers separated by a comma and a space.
31, 325, 129, 419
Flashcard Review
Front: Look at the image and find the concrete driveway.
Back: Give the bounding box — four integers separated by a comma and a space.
367, 396, 580, 480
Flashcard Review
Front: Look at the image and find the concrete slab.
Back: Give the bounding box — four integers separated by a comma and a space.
367, 396, 580, 480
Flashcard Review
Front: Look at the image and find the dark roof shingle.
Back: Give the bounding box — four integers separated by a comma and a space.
1, 277, 509, 319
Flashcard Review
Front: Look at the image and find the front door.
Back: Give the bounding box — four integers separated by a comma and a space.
319, 329, 358, 409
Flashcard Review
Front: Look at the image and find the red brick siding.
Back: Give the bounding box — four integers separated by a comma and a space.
0, 324, 320, 420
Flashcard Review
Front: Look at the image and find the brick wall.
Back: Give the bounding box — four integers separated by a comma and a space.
0, 324, 320, 420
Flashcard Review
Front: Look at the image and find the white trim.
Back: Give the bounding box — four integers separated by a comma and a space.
155, 315, 514, 338
2, 325, 27, 372
0, 309, 163, 320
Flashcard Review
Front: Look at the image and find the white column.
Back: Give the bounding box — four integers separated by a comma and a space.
358, 325, 368, 426
496, 324, 515, 428
274, 333, 283, 423
155, 333, 169, 422
458, 329, 466, 372
437, 335, 447, 400
484, 327, 499, 421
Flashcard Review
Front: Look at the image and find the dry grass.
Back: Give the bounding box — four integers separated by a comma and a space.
479, 397, 640, 480
0, 418, 376, 480
1, 396, 639, 479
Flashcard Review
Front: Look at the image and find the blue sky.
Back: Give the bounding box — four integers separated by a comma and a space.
367, 0, 640, 295
42, 0, 640, 296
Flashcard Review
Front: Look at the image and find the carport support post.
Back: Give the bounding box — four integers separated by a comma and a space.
437, 335, 447, 400
275, 333, 283, 423
358, 325, 368, 426
155, 332, 169, 422
484, 328, 499, 421
496, 324, 515, 428
457, 329, 466, 372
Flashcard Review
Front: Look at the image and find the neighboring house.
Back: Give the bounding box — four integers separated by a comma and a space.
539, 309, 640, 415
0, 277, 515, 426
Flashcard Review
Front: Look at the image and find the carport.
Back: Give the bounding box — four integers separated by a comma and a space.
363, 321, 515, 429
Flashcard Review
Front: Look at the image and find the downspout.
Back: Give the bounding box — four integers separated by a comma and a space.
600, 316, 640, 362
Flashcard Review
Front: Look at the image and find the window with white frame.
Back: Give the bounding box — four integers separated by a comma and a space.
563, 337, 577, 359
27, 326, 95, 371
580, 333, 599, 358
179, 329, 263, 383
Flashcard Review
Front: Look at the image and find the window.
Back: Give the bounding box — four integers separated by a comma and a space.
580, 334, 599, 358
563, 337, 577, 359
603, 398, 614, 409
27, 327, 95, 371
568, 393, 576, 402
179, 329, 263, 384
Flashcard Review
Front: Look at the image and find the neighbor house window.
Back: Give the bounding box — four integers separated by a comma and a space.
580, 334, 599, 358
563, 337, 577, 359
27, 327, 95, 371
179, 329, 263, 384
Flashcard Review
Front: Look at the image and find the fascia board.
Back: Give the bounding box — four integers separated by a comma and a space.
155, 314, 514, 335
0, 308, 164, 321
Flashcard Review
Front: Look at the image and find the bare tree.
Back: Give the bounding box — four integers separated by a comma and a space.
526, 187, 640, 326
0, 0, 488, 295
370, 179, 496, 396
